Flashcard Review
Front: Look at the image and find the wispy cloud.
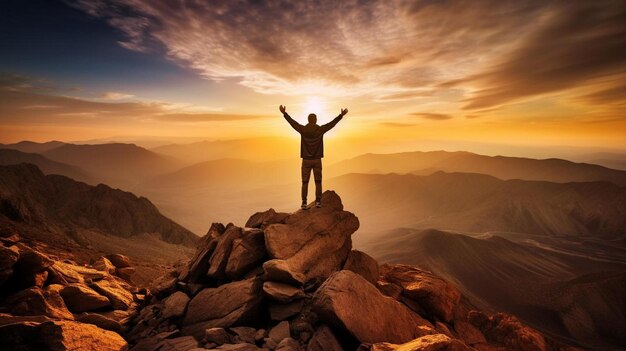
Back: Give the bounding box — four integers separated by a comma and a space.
101, 92, 135, 100
63, 0, 625, 118
412, 112, 453, 121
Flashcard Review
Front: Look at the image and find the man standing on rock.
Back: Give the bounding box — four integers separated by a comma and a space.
280, 104, 348, 210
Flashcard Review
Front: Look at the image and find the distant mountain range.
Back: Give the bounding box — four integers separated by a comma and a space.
329, 171, 626, 240
327, 150, 626, 187
0, 148, 95, 184
0, 163, 197, 251
365, 228, 626, 349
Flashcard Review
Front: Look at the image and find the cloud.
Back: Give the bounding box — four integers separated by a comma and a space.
0, 73, 250, 125
457, 1, 626, 110
101, 92, 135, 100
379, 122, 419, 128
65, 0, 546, 99
411, 112, 453, 121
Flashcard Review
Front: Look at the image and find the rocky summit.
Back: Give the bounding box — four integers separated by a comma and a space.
0, 191, 580, 351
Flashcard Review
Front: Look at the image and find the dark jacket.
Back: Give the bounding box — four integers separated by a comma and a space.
283, 112, 343, 159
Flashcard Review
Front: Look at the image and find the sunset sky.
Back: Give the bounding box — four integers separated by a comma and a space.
1, 0, 624, 152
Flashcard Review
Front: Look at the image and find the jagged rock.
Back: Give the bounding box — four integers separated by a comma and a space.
0, 244, 19, 285
343, 250, 379, 285
370, 334, 471, 351
246, 208, 289, 229
434, 322, 454, 338
231, 326, 257, 343
100, 309, 130, 324
207, 225, 243, 279
94, 256, 116, 273
225, 228, 267, 280
182, 277, 263, 339
381, 264, 461, 322
91, 277, 134, 310
116, 267, 136, 281
162, 291, 190, 319
255, 328, 266, 342
10, 245, 53, 289
263, 260, 306, 285
206, 327, 233, 345
0, 319, 127, 351
276, 337, 301, 351
263, 191, 359, 284
129, 330, 181, 351
6, 286, 74, 320
468, 311, 547, 351
60, 283, 111, 312
306, 325, 344, 351
269, 321, 291, 344
179, 223, 225, 283
158, 336, 199, 351
312, 270, 434, 344
49, 261, 106, 284
76, 312, 122, 331
376, 280, 403, 300
150, 274, 177, 298
264, 337, 278, 350
454, 321, 486, 345
269, 300, 304, 321
263, 281, 305, 303
217, 343, 262, 351
106, 254, 132, 268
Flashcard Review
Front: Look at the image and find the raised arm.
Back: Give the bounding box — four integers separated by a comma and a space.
279, 105, 303, 133
320, 108, 348, 133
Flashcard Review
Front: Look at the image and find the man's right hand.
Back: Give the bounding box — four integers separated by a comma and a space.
340, 108, 348, 116
279, 105, 286, 114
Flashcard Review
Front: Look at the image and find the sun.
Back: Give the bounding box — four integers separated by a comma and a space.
302, 96, 327, 116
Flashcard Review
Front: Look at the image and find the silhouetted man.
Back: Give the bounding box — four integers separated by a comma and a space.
280, 105, 348, 209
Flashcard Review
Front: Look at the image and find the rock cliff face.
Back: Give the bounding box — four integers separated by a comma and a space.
0, 191, 580, 351
0, 163, 197, 247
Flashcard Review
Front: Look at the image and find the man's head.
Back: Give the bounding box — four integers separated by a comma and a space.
308, 113, 317, 124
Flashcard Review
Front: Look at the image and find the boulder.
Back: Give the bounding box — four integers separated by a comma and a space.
468, 311, 547, 351
306, 325, 344, 351
263, 260, 306, 286
205, 327, 232, 345
76, 312, 122, 332
48, 261, 106, 284
162, 291, 190, 319
453, 321, 486, 345
343, 250, 379, 285
216, 344, 262, 351
370, 334, 471, 351
10, 245, 53, 290
182, 277, 263, 339
263, 281, 305, 303
246, 208, 289, 229
207, 225, 243, 279
381, 264, 461, 322
0, 319, 127, 351
116, 266, 136, 281
225, 229, 267, 280
0, 244, 19, 285
6, 286, 74, 320
269, 300, 304, 321
312, 270, 434, 344
276, 337, 301, 351
93, 256, 116, 273
60, 283, 111, 312
269, 321, 291, 344
106, 254, 132, 268
263, 191, 359, 284
231, 326, 257, 344
157, 336, 199, 351
90, 278, 134, 310
179, 223, 225, 283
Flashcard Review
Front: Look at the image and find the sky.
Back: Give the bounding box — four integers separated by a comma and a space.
1, 0, 625, 152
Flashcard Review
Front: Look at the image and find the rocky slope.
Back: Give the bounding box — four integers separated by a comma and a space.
118, 191, 579, 351
0, 163, 197, 248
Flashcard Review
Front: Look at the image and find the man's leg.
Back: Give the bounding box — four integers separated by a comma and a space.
313, 158, 322, 203
301, 159, 312, 205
